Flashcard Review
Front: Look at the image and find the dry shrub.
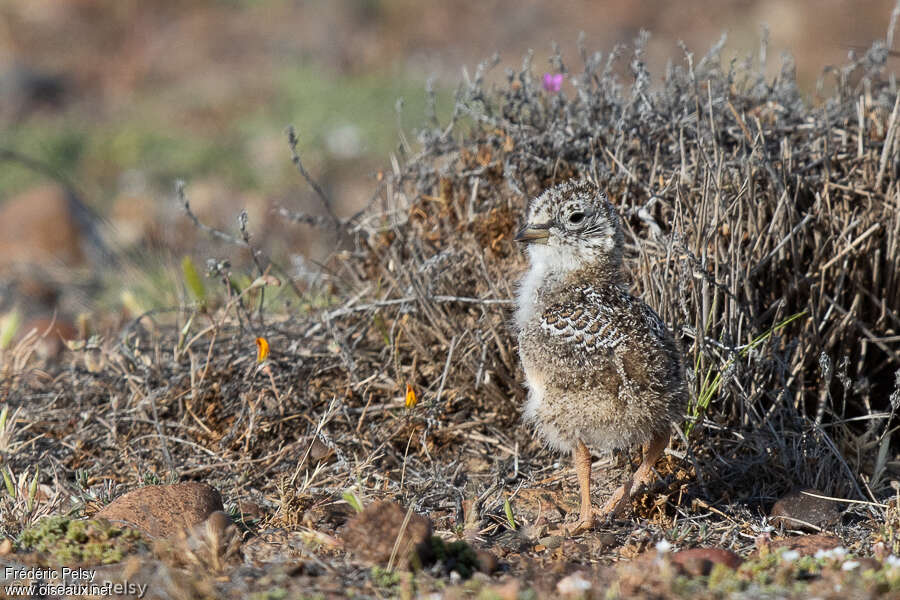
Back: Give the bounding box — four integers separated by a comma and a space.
338, 33, 900, 510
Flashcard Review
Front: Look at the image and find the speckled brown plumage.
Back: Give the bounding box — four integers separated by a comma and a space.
514, 180, 686, 532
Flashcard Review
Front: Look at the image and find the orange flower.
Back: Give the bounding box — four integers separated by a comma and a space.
256, 337, 269, 363
405, 383, 418, 409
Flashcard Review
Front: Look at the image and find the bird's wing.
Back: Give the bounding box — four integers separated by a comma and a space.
540, 296, 625, 354
539, 286, 668, 355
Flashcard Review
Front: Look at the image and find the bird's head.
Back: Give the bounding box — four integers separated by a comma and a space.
515, 180, 624, 273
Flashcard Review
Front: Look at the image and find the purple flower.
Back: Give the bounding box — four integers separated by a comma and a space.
542, 73, 564, 92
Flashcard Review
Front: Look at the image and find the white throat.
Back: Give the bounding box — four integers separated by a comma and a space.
515, 244, 584, 329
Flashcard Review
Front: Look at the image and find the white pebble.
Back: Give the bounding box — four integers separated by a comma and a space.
781, 550, 801, 563
557, 572, 592, 595
814, 546, 847, 560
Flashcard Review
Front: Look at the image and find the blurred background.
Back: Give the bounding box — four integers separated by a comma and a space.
1, 0, 897, 351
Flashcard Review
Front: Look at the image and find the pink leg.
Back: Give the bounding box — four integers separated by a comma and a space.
598, 432, 668, 518
571, 440, 595, 533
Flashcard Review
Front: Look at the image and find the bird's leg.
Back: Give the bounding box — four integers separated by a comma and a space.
598, 432, 668, 519
571, 439, 595, 533
632, 432, 668, 489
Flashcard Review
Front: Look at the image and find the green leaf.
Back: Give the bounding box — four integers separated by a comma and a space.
686, 310, 807, 436
504, 497, 516, 530
373, 313, 390, 347
343, 490, 363, 513
0, 309, 22, 350
2, 466, 15, 498
181, 256, 207, 304
27, 467, 39, 512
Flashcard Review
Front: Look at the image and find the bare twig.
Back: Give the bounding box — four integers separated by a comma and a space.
286, 126, 340, 227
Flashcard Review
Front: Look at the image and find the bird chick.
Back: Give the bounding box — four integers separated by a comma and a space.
515, 180, 685, 533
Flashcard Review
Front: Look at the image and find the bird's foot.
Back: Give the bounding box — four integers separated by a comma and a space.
597, 482, 631, 521
569, 514, 595, 535
560, 507, 596, 536
594, 509, 619, 528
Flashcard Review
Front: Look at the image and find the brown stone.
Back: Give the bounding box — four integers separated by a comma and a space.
340, 500, 433, 566
539, 535, 564, 549
670, 547, 743, 576
594, 532, 618, 551
767, 534, 842, 557
96, 482, 224, 538
476, 549, 499, 574
770, 488, 841, 532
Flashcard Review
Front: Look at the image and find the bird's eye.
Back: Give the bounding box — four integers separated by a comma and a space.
568, 212, 585, 225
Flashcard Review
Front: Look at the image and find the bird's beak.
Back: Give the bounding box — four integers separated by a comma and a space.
514, 224, 550, 244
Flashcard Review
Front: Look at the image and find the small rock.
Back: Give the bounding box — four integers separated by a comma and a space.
557, 571, 592, 596
595, 532, 618, 551
560, 539, 589, 557
770, 488, 840, 532
0, 538, 12, 555
96, 482, 224, 538
767, 534, 842, 557
476, 549, 499, 574
340, 500, 432, 566
670, 548, 743, 576
539, 535, 564, 549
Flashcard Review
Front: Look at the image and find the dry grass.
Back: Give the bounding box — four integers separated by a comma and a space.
2, 27, 900, 598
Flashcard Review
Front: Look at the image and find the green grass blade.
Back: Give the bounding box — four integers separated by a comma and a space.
504, 497, 517, 530
182, 256, 207, 304
686, 310, 807, 436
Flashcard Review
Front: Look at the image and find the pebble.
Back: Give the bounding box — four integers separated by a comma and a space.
770, 488, 840, 532
340, 500, 433, 566
475, 549, 499, 574
96, 482, 224, 538
557, 571, 592, 596
539, 535, 564, 549
670, 548, 743, 576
